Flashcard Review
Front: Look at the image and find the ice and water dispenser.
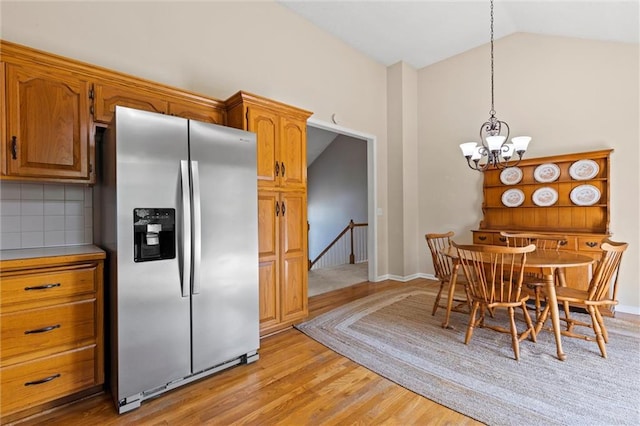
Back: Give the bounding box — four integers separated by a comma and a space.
133, 208, 176, 262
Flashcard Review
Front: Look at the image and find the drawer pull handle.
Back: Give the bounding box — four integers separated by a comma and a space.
559, 240, 568, 246
25, 324, 61, 335
25, 373, 61, 386
24, 283, 61, 291
499, 237, 507, 242
478, 236, 487, 241
585, 241, 598, 248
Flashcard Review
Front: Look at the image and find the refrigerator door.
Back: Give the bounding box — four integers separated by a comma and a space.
189, 121, 259, 372
113, 107, 192, 399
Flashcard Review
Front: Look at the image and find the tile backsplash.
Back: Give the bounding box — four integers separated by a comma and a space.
0, 182, 93, 250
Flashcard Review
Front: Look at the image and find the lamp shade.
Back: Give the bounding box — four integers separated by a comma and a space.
486, 135, 506, 151
471, 146, 483, 160
460, 142, 478, 157
511, 136, 531, 152
502, 143, 515, 158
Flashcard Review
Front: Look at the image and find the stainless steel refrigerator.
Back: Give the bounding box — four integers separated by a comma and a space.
95, 106, 259, 414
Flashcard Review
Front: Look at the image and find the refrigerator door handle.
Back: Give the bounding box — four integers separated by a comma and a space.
191, 160, 202, 295
180, 160, 192, 298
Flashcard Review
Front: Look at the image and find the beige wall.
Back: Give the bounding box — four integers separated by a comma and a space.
2, 3, 638, 312
418, 33, 639, 313
0, 0, 391, 275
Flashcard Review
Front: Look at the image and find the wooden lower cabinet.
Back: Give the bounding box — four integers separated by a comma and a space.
0, 250, 105, 423
258, 190, 308, 336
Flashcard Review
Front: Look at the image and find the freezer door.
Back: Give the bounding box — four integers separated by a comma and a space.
189, 121, 259, 372
113, 107, 191, 399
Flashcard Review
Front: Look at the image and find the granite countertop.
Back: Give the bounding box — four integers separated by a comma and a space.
0, 244, 105, 262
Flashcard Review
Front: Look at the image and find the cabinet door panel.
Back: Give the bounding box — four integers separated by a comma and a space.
248, 106, 278, 187
280, 256, 307, 322
279, 117, 307, 189
258, 260, 278, 327
257, 192, 280, 328
280, 192, 307, 322
168, 100, 224, 124
93, 83, 168, 124
5, 65, 90, 180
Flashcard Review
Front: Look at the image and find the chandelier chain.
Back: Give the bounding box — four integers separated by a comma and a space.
490, 0, 495, 116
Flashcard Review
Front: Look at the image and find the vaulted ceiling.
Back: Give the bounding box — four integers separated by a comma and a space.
280, 1, 639, 69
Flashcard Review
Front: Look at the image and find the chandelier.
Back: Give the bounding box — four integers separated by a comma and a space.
459, 0, 531, 171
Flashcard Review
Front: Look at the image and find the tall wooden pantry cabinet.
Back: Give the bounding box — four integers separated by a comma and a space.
226, 92, 313, 336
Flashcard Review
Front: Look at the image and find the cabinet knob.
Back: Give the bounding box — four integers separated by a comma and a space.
281, 162, 285, 177
275, 202, 280, 216
275, 161, 280, 177
11, 136, 18, 159
281, 201, 286, 216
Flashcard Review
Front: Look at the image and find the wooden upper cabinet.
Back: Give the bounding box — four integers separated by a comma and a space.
279, 116, 307, 189
93, 83, 168, 124
225, 91, 312, 190
94, 84, 226, 126
247, 106, 279, 187
168, 99, 225, 124
4, 63, 92, 182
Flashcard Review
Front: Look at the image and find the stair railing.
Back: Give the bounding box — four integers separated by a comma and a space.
308, 219, 368, 270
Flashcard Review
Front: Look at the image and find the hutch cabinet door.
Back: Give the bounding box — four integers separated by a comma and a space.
5, 64, 91, 181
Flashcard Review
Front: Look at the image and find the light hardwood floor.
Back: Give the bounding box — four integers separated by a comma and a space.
10, 278, 482, 425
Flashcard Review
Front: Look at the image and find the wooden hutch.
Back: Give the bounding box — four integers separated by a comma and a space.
472, 149, 612, 296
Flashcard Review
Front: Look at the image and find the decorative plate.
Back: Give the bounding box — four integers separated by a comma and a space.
532, 187, 558, 207
501, 188, 525, 207
570, 185, 601, 206
534, 163, 561, 183
569, 159, 599, 180
500, 167, 523, 185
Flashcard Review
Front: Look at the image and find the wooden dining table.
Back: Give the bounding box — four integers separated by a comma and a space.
440, 246, 595, 361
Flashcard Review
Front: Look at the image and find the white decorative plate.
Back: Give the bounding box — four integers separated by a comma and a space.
500, 167, 523, 185
569, 159, 599, 180
570, 185, 601, 206
532, 187, 558, 207
501, 188, 525, 207
534, 163, 561, 183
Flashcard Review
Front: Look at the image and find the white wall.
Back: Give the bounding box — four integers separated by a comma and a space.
0, 0, 390, 276
418, 33, 639, 313
307, 135, 367, 261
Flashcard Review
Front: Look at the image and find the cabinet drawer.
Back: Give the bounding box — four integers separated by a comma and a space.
473, 233, 494, 244
0, 346, 96, 416
1, 266, 96, 307
1, 300, 96, 363
577, 237, 605, 252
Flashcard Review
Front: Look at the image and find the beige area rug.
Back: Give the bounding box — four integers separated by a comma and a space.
308, 262, 368, 297
296, 284, 640, 425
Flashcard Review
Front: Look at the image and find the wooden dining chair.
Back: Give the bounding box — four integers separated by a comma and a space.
452, 242, 537, 360
500, 232, 569, 321
536, 239, 628, 358
425, 232, 471, 317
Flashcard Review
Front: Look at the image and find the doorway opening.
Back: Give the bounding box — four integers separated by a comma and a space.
306, 118, 377, 296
